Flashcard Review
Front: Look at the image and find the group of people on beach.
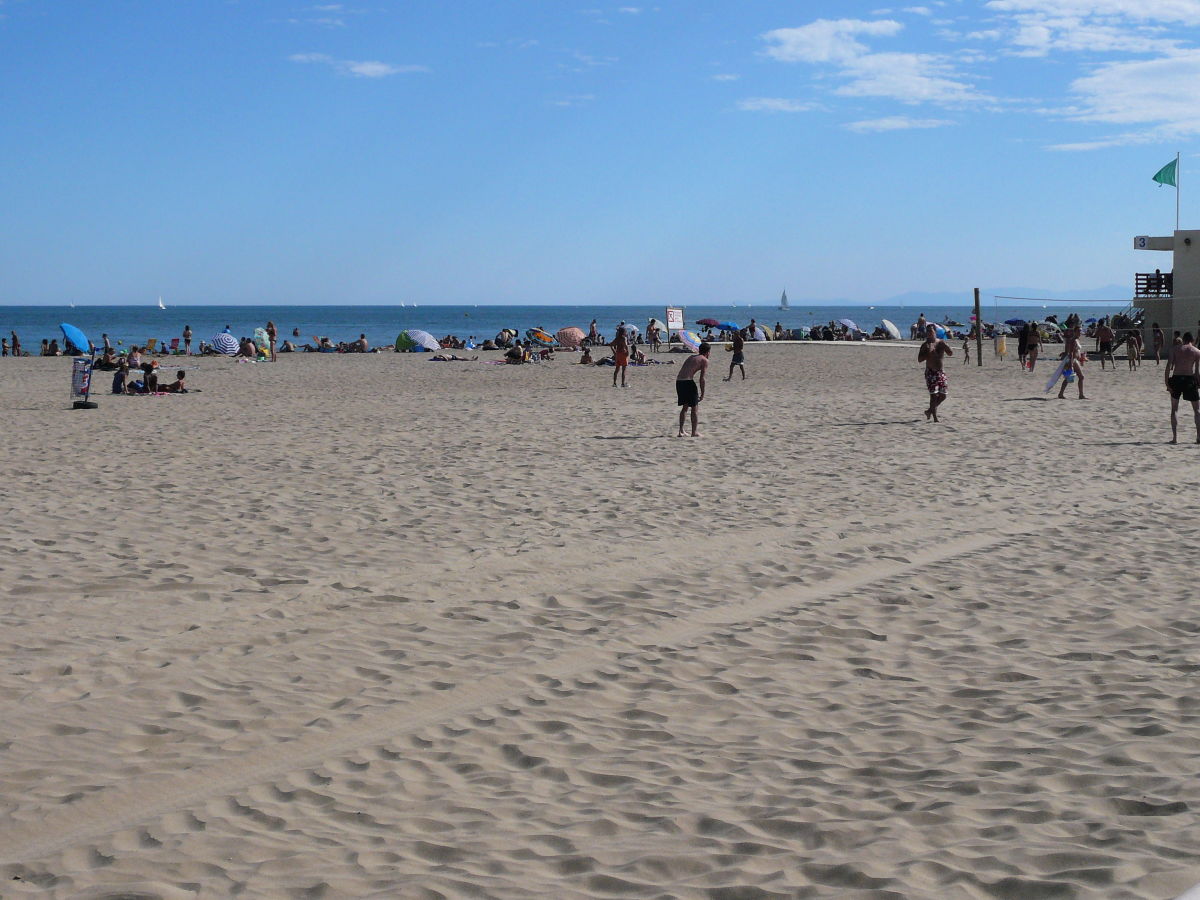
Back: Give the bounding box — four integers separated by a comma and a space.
917, 316, 1200, 443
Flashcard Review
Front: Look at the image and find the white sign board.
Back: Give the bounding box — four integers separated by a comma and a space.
665, 307, 684, 331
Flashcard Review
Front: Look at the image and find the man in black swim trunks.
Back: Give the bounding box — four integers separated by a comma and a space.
1096, 319, 1116, 369
725, 330, 745, 381
676, 342, 710, 437
1165, 332, 1200, 443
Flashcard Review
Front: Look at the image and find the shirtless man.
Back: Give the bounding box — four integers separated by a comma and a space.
1164, 332, 1200, 443
1095, 320, 1116, 369
918, 324, 953, 421
1057, 326, 1087, 400
1153, 323, 1165, 364
610, 327, 630, 388
725, 330, 745, 381
676, 342, 710, 437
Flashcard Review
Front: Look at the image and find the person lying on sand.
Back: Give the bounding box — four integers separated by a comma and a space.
429, 353, 477, 361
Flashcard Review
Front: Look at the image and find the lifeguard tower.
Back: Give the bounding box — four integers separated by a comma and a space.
1132, 230, 1200, 341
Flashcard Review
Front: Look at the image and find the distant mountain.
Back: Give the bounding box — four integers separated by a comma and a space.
879, 285, 1130, 308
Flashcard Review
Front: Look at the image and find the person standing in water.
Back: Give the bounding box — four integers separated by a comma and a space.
676, 342, 710, 437
918, 324, 952, 421
1164, 332, 1200, 443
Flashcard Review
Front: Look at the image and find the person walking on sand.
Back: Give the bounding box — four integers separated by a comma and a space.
266, 321, 277, 362
1057, 326, 1087, 400
962, 334, 970, 365
182, 324, 192, 356
1164, 332, 1200, 443
725, 329, 746, 381
918, 324, 952, 421
1027, 323, 1042, 372
10, 331, 20, 357
1153, 323, 1165, 364
610, 326, 630, 388
1096, 319, 1116, 369
676, 342, 710, 437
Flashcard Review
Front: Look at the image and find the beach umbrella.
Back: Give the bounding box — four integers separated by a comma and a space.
881, 319, 902, 340
59, 322, 93, 355
556, 326, 585, 348
1085, 317, 1098, 323
1004, 318, 1026, 327
253, 327, 269, 353
211, 332, 239, 355
716, 321, 739, 331
838, 318, 860, 333
679, 330, 702, 352
752, 327, 766, 341
405, 329, 441, 352
526, 328, 554, 346
696, 318, 721, 327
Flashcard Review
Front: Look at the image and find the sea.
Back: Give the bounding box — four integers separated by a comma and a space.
0, 301, 1131, 349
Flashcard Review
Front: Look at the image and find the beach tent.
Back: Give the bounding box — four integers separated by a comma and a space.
211, 332, 238, 355
403, 329, 441, 352
556, 327, 585, 349
395, 332, 415, 352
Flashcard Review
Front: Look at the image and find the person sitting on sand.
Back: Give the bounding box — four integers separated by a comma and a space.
112, 360, 129, 394
579, 346, 594, 365
352, 334, 369, 353
505, 344, 525, 364
158, 369, 186, 392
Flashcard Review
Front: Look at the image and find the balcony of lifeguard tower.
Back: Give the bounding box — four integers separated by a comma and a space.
1135, 270, 1172, 298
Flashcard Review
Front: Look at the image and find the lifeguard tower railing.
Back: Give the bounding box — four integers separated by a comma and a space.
1135, 271, 1172, 297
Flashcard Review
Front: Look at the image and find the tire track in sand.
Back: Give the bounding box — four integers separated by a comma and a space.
0, 521, 1021, 864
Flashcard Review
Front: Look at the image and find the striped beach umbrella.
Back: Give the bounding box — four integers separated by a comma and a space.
404, 329, 441, 352
679, 330, 701, 352
211, 332, 239, 355
555, 327, 585, 349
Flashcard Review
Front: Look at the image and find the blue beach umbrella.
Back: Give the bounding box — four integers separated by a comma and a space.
59, 322, 93, 355
838, 318, 860, 333
211, 332, 239, 355
716, 321, 739, 331
1004, 318, 1026, 327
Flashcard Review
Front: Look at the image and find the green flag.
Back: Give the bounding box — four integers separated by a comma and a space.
1153, 158, 1178, 187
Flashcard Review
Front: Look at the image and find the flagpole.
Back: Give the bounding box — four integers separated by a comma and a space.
1176, 151, 1181, 232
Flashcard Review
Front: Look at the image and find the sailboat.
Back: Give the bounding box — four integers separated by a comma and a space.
158, 296, 166, 310
779, 290, 789, 311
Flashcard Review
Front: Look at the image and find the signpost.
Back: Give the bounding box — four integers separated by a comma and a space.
665, 306, 685, 346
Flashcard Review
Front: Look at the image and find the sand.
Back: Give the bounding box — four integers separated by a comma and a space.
1, 344, 1199, 899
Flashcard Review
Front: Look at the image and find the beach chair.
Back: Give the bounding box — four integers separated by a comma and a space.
144, 338, 158, 354
168, 338, 180, 354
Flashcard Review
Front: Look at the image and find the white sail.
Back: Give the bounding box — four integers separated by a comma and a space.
779, 290, 789, 310
158, 296, 166, 310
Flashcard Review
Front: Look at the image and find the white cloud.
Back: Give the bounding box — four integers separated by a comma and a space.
763, 19, 903, 64
550, 94, 596, 107
737, 97, 817, 112
1064, 51, 1200, 127
762, 19, 983, 105
903, 6, 933, 15
712, 73, 741, 81
618, 6, 642, 13
289, 53, 429, 78
845, 114, 954, 131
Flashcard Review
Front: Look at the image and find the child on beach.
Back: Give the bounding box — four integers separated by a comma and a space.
962, 336, 970, 364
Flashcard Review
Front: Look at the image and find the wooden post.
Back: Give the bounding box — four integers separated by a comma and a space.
974, 287, 983, 366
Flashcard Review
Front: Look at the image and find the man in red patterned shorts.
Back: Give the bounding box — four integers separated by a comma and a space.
918, 324, 953, 421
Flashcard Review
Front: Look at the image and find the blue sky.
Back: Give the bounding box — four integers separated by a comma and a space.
1, 0, 1196, 306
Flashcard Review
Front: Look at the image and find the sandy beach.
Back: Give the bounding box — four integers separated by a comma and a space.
2, 344, 1199, 899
